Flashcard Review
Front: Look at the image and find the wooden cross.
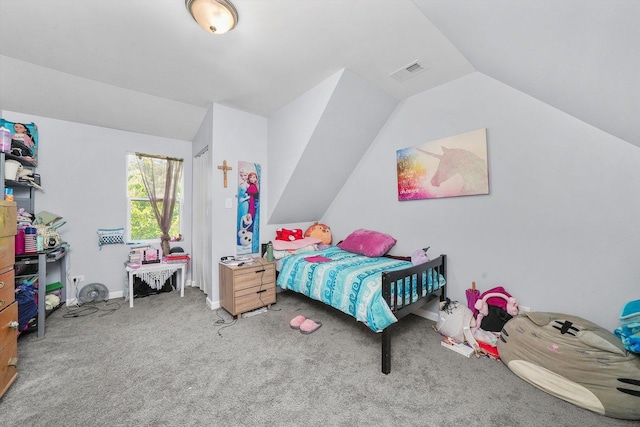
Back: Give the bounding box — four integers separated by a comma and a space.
217, 160, 233, 188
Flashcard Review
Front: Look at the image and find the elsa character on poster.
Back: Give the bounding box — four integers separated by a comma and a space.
236, 162, 261, 255
237, 166, 249, 226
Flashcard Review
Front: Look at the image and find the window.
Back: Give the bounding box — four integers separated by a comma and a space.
126, 153, 183, 242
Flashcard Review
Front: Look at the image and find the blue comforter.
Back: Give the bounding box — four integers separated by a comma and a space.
277, 246, 425, 332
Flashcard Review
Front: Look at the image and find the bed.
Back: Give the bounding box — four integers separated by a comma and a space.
273, 244, 447, 374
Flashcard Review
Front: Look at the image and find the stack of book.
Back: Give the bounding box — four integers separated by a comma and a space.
128, 245, 151, 264
166, 253, 190, 264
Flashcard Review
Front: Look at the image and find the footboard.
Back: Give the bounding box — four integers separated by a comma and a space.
380, 254, 447, 374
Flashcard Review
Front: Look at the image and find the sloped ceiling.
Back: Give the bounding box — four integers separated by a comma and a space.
3, 1, 636, 149
414, 0, 640, 148
268, 69, 399, 224
0, 0, 472, 141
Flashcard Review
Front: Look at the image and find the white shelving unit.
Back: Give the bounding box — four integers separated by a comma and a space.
4, 149, 66, 337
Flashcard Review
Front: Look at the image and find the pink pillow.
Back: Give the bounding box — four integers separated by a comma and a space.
337, 229, 397, 257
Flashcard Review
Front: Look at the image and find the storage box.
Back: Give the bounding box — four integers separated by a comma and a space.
0, 127, 10, 152
142, 249, 160, 264
45, 281, 63, 292
620, 299, 640, 335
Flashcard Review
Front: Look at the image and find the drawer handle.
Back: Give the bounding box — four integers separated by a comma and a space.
8, 358, 18, 367
0, 299, 4, 308
8, 321, 19, 330
257, 289, 267, 294
0, 281, 4, 289
254, 270, 265, 273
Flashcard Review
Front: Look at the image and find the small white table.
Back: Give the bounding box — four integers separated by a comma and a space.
125, 262, 187, 308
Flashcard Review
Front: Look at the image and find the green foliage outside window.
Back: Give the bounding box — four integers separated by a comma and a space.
127, 154, 182, 241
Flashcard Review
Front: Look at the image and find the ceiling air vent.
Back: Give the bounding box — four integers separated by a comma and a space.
390, 60, 426, 82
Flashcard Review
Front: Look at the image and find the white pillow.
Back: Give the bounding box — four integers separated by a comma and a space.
272, 237, 321, 251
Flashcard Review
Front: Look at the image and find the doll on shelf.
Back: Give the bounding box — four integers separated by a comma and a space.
12, 123, 35, 148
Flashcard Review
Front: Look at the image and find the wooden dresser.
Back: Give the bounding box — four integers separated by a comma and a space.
0, 200, 18, 399
219, 258, 276, 318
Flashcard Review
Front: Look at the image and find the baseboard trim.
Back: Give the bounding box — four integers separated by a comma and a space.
206, 297, 220, 310
66, 289, 124, 307
110, 290, 124, 300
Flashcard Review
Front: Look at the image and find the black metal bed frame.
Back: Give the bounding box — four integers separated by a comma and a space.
380, 254, 447, 374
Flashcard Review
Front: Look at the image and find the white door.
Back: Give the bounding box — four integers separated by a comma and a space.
192, 147, 212, 293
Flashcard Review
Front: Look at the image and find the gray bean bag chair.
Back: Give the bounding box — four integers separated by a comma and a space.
497, 312, 640, 420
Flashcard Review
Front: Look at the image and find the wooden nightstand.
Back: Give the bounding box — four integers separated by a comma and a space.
219, 258, 276, 318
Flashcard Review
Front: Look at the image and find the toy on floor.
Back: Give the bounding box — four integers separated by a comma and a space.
615, 299, 640, 354
498, 311, 640, 420
472, 287, 519, 333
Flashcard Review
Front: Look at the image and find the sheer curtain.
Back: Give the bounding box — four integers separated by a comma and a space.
136, 152, 184, 257
192, 147, 211, 293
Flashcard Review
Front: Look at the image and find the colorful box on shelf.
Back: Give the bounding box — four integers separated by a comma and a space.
45, 281, 63, 293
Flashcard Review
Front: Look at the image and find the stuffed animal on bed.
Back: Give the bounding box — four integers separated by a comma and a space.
411, 247, 430, 265
276, 228, 304, 241
304, 222, 332, 245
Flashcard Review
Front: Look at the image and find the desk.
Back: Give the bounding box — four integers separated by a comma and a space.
125, 262, 187, 308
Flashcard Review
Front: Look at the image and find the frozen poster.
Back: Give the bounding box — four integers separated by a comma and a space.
396, 128, 489, 200
236, 161, 261, 255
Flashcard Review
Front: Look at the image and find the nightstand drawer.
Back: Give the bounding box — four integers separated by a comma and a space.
235, 283, 273, 298
235, 287, 276, 314
233, 268, 275, 291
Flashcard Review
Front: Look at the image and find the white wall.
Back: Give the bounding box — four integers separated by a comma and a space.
204, 104, 268, 307
323, 72, 640, 331
6, 70, 638, 332
2, 110, 193, 301
3, 104, 268, 310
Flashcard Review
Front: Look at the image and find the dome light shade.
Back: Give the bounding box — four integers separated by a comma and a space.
185, 0, 238, 34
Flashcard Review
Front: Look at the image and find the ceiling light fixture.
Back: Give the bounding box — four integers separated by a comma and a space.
185, 0, 238, 35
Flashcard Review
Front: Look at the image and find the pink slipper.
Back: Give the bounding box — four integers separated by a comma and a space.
299, 319, 322, 334
290, 315, 306, 329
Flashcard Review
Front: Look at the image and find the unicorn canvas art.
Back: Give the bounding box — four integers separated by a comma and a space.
396, 128, 489, 200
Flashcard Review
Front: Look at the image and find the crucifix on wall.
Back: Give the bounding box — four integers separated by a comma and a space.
217, 160, 233, 188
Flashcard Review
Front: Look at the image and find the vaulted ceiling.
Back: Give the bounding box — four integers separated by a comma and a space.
1, 0, 638, 148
